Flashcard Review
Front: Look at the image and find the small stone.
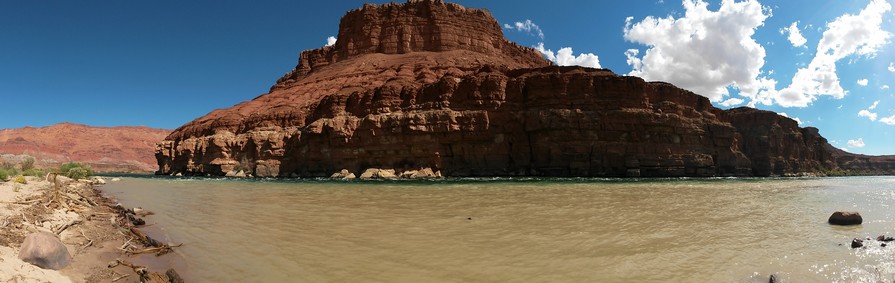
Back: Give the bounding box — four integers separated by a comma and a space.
376, 169, 397, 179
111, 178, 121, 182
828, 211, 863, 225
851, 238, 864, 248
18, 232, 72, 270
769, 274, 778, 283
359, 168, 379, 179
331, 169, 355, 179
876, 235, 894, 242
401, 170, 418, 178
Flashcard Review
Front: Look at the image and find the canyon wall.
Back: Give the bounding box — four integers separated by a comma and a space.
156, 0, 895, 178
0, 123, 170, 172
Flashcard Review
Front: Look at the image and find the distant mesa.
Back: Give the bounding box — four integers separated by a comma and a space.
0, 123, 170, 173
155, 0, 895, 178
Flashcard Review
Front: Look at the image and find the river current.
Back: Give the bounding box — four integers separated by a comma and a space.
100, 176, 895, 282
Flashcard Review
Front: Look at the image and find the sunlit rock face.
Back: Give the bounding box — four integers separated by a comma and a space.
156, 0, 895, 178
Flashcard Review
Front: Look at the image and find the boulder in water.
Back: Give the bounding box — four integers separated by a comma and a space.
828, 211, 862, 225
851, 238, 864, 248
17, 232, 71, 270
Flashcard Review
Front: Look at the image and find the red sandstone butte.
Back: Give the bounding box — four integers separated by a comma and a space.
156, 0, 895, 178
0, 123, 170, 172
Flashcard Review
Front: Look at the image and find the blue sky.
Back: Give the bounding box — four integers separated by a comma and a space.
1, 1, 893, 155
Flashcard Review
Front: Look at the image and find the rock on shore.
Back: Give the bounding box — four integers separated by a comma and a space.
155, 0, 895, 178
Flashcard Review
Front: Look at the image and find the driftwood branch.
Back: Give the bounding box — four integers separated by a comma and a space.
111, 260, 184, 283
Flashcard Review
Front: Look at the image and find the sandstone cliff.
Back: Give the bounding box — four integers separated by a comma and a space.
156, 0, 895, 178
0, 123, 170, 172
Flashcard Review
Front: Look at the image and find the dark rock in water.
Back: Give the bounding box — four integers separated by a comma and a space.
882, 243, 887, 247
166, 269, 185, 283
18, 232, 72, 270
126, 214, 145, 226
828, 211, 862, 225
768, 274, 778, 283
877, 235, 894, 242
851, 238, 864, 248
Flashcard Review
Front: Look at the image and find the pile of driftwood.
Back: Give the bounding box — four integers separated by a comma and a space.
110, 204, 181, 255
108, 259, 183, 283
109, 203, 185, 282
8, 173, 187, 282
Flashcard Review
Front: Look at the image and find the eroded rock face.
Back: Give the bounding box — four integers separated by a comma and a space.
156, 0, 895, 178
0, 123, 170, 172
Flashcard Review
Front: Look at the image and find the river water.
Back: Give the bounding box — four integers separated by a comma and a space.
100, 176, 895, 282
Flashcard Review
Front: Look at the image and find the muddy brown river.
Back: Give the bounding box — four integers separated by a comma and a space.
101, 176, 895, 282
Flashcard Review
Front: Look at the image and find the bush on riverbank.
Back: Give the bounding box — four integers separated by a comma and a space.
0, 162, 17, 181
59, 162, 92, 180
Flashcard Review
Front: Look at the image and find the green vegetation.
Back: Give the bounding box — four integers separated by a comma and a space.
22, 168, 45, 177
0, 159, 93, 181
58, 162, 92, 180
20, 157, 34, 171
0, 162, 15, 181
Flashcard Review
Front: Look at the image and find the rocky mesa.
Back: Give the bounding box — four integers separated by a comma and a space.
1, 123, 170, 172
156, 0, 895, 178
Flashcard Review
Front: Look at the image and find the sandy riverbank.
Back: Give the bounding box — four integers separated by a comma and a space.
0, 176, 175, 282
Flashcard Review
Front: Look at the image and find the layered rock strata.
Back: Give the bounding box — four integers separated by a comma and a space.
0, 123, 170, 172
156, 0, 895, 178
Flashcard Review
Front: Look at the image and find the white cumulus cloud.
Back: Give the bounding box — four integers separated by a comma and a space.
881, 115, 895, 125
882, 85, 890, 90
326, 36, 336, 47
858, 101, 881, 121
719, 97, 745, 107
772, 0, 892, 107
782, 21, 808, 47
857, 78, 869, 86
847, 138, 866, 148
535, 43, 601, 68
504, 19, 544, 39
505, 19, 601, 68
859, 109, 878, 121
623, 0, 771, 102
889, 62, 895, 72
778, 112, 803, 125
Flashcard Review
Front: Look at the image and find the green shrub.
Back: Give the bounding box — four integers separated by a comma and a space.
20, 157, 35, 171
59, 162, 92, 180
14, 176, 26, 184
0, 163, 17, 180
22, 168, 44, 177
